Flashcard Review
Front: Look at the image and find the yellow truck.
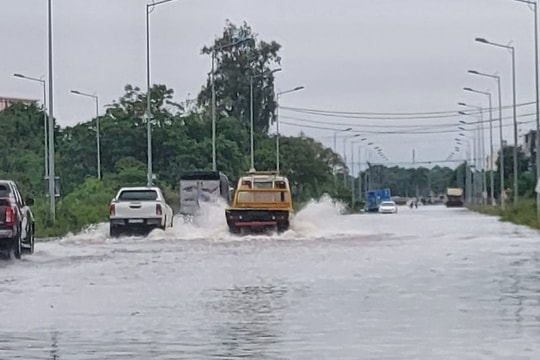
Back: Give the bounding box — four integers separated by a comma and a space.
225, 170, 293, 234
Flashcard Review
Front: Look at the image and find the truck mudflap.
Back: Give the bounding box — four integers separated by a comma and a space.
225, 209, 290, 234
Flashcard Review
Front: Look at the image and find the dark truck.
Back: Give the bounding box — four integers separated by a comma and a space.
0, 180, 35, 259
445, 187, 464, 207
179, 170, 232, 218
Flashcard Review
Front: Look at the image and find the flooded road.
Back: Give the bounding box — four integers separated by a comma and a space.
1, 199, 539, 359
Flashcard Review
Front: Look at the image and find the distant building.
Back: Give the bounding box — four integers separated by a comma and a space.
523, 130, 537, 158
0, 96, 38, 112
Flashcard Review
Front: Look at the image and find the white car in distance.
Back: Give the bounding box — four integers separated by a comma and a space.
109, 186, 174, 237
378, 200, 398, 214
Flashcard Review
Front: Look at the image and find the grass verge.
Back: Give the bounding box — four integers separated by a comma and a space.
469, 199, 540, 230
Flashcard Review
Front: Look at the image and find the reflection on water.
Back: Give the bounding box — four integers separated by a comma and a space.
0, 207, 539, 358
50, 331, 58, 360
497, 251, 540, 330
207, 284, 287, 359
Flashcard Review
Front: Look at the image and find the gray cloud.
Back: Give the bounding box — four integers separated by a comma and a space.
2, 0, 538, 167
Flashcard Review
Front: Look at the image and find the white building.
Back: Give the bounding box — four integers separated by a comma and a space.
0, 96, 37, 112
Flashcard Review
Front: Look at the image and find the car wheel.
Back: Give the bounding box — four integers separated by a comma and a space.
109, 224, 121, 238
11, 232, 22, 260
29, 223, 35, 253
22, 223, 35, 255
228, 225, 240, 234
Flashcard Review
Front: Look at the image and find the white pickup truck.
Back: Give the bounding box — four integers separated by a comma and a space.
109, 186, 174, 237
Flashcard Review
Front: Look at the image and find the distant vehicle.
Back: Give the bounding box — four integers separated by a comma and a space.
179, 170, 231, 217
445, 187, 464, 207
391, 196, 408, 206
109, 186, 174, 237
225, 170, 293, 234
378, 200, 398, 214
0, 180, 35, 259
366, 188, 392, 212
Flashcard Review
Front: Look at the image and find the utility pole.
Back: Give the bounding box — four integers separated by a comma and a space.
358, 147, 363, 204
413, 149, 419, 198
480, 108, 487, 205
351, 149, 355, 209
47, 0, 56, 219
70, 90, 101, 179
211, 50, 216, 171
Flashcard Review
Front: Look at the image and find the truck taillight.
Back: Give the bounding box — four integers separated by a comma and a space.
109, 204, 115, 216
156, 204, 162, 215
5, 206, 15, 226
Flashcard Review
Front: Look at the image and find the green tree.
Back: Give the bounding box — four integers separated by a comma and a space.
494, 145, 529, 197
198, 20, 282, 134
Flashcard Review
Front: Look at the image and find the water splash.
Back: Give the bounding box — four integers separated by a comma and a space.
59, 223, 110, 245
285, 195, 374, 239
56, 195, 378, 244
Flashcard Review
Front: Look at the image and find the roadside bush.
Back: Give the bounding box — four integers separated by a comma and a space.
472, 200, 540, 230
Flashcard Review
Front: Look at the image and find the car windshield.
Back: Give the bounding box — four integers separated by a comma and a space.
253, 181, 274, 189
118, 190, 158, 201
381, 202, 395, 206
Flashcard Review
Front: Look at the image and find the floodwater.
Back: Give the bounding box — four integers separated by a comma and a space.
0, 198, 539, 359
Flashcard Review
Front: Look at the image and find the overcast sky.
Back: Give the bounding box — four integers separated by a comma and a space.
2, 0, 539, 169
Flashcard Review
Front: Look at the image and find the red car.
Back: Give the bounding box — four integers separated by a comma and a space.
0, 180, 35, 259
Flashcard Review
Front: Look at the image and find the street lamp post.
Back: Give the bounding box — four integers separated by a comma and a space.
459, 113, 481, 203
210, 36, 252, 171
514, 0, 540, 215
464, 87, 495, 205
13, 74, 48, 179
146, 0, 178, 186
47, 0, 55, 218
351, 138, 367, 208
468, 70, 506, 209
457, 134, 474, 203
343, 134, 361, 187
249, 68, 282, 170
458, 104, 486, 204
374, 146, 382, 190
366, 142, 375, 192
333, 128, 352, 193
70, 90, 101, 179
211, 50, 216, 171
275, 86, 304, 173
476, 37, 519, 205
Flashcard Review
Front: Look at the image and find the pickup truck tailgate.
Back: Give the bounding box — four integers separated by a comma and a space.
113, 201, 159, 218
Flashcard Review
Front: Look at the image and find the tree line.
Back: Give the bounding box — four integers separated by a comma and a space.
8, 20, 530, 236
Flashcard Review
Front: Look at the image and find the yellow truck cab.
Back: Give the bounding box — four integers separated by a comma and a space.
225, 170, 293, 234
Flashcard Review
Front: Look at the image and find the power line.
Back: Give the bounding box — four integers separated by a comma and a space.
279, 110, 539, 131
280, 116, 537, 135
280, 114, 455, 129
280, 100, 536, 121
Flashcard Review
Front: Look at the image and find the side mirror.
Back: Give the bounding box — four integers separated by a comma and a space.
25, 197, 35, 206
228, 187, 235, 201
